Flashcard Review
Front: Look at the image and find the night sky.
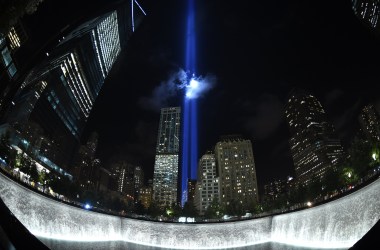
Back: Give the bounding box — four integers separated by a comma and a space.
62, 0, 380, 192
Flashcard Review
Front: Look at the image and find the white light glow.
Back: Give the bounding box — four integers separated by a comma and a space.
189, 78, 199, 89
178, 71, 216, 99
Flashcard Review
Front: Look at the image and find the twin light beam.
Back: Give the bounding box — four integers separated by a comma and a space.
181, 0, 198, 207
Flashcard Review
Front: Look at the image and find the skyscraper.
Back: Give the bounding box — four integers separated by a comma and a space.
153, 107, 181, 207
134, 166, 144, 202
285, 90, 344, 187
194, 151, 219, 215
116, 162, 135, 198
72, 131, 99, 189
263, 176, 293, 201
0, 21, 29, 117
215, 135, 259, 208
358, 103, 380, 142
4, 1, 146, 171
352, 0, 380, 35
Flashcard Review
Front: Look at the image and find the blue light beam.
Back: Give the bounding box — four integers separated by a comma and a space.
181, 0, 197, 207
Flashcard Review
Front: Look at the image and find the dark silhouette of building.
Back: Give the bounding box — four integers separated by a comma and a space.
134, 166, 144, 202
187, 179, 196, 203
285, 90, 344, 187
263, 176, 294, 201
72, 132, 100, 189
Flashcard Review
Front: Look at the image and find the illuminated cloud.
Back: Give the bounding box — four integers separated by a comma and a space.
139, 68, 216, 111
174, 69, 217, 99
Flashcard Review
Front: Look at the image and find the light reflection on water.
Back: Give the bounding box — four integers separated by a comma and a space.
39, 239, 348, 250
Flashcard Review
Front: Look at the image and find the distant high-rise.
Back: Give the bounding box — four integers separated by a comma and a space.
62, 131, 99, 187
352, 0, 380, 34
117, 163, 135, 198
4, 1, 146, 171
215, 135, 259, 208
134, 166, 144, 202
194, 151, 219, 215
153, 107, 181, 207
263, 176, 294, 201
139, 186, 153, 209
86, 132, 99, 157
285, 90, 344, 187
187, 179, 197, 203
358, 103, 380, 142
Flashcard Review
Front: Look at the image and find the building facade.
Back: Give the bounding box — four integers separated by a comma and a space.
215, 135, 259, 209
134, 166, 144, 202
0, 21, 29, 117
358, 103, 380, 142
117, 163, 135, 199
187, 179, 197, 203
263, 176, 294, 201
3, 1, 146, 173
71, 132, 99, 189
194, 152, 220, 215
139, 186, 153, 209
352, 0, 380, 35
153, 107, 181, 208
285, 90, 344, 187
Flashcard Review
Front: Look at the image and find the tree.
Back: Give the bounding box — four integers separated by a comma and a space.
204, 198, 223, 219
82, 190, 98, 205
134, 200, 146, 215
18, 155, 32, 175
225, 199, 244, 216
49, 175, 79, 199
29, 162, 39, 182
0, 131, 11, 163
147, 202, 163, 218
167, 202, 182, 218
340, 167, 359, 186
288, 184, 308, 204
307, 179, 323, 200
346, 137, 373, 177
271, 194, 288, 210
322, 168, 341, 194
369, 142, 380, 168
182, 201, 198, 218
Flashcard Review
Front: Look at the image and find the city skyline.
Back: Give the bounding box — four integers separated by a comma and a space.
82, 0, 380, 192
0, 1, 379, 248
7, 0, 380, 193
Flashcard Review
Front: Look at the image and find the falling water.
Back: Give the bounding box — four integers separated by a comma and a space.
0, 172, 379, 249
